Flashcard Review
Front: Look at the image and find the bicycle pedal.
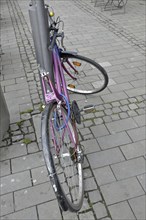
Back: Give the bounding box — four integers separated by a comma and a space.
83, 105, 95, 113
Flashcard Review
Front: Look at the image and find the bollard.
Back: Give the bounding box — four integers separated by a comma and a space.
0, 85, 10, 144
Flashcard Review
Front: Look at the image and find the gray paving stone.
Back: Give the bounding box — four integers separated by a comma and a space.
83, 120, 94, 128
80, 128, 91, 136
129, 103, 138, 110
106, 118, 138, 133
32, 114, 41, 144
0, 160, 11, 177
31, 166, 49, 185
83, 156, 90, 169
37, 200, 62, 220
11, 152, 45, 173
87, 148, 125, 169
133, 114, 146, 127
112, 107, 121, 114
84, 177, 97, 191
63, 211, 78, 220
101, 92, 128, 103
88, 190, 102, 204
95, 111, 105, 118
125, 87, 145, 97
14, 182, 55, 211
119, 112, 129, 119
93, 202, 108, 219
137, 102, 145, 108
27, 142, 39, 153
0, 143, 27, 161
90, 124, 109, 138
111, 114, 120, 121
128, 97, 137, 103
104, 104, 112, 109
111, 102, 120, 107
97, 131, 132, 150
129, 195, 146, 220
83, 133, 94, 140
120, 99, 129, 105
81, 139, 100, 154
0, 170, 31, 195
12, 135, 23, 143
108, 201, 136, 220
114, 75, 137, 84
137, 173, 146, 192
104, 109, 113, 116
94, 117, 104, 125
5, 83, 29, 92
83, 113, 95, 120
101, 177, 144, 205
24, 133, 36, 142
0, 193, 14, 216
127, 110, 138, 117
101, 218, 111, 220
120, 105, 130, 112
1, 207, 38, 220
120, 140, 145, 159
127, 126, 145, 141
1, 79, 15, 87
96, 105, 105, 111
136, 108, 145, 115
103, 116, 112, 123
79, 211, 95, 220
84, 168, 93, 179
93, 166, 116, 186
109, 82, 133, 93
111, 157, 145, 180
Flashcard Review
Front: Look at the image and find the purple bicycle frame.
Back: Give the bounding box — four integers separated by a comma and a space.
41, 47, 69, 104
40, 46, 78, 152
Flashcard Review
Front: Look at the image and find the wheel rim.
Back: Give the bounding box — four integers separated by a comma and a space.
62, 56, 107, 94
48, 104, 83, 209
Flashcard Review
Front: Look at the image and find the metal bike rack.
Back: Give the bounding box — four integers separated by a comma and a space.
94, 0, 127, 15
29, 0, 54, 82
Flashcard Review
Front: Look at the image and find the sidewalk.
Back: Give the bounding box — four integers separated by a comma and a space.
0, 0, 145, 219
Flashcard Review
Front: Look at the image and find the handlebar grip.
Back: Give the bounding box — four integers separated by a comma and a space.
49, 30, 58, 51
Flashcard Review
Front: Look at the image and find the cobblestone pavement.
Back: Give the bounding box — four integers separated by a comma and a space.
0, 0, 145, 219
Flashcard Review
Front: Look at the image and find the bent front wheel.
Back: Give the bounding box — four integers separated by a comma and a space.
41, 103, 84, 212
61, 52, 109, 94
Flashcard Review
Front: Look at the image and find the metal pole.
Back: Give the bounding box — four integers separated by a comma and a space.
29, 4, 44, 67
36, 0, 53, 79
31, 0, 36, 6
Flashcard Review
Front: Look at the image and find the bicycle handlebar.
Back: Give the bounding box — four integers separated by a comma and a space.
49, 29, 64, 51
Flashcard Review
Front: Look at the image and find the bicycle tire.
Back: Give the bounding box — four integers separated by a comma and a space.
61, 52, 109, 94
41, 102, 84, 212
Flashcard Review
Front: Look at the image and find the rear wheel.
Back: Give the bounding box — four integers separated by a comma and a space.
41, 103, 84, 212
61, 52, 108, 94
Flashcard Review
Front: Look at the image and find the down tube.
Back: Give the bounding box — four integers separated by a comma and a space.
52, 50, 62, 95
53, 49, 69, 100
